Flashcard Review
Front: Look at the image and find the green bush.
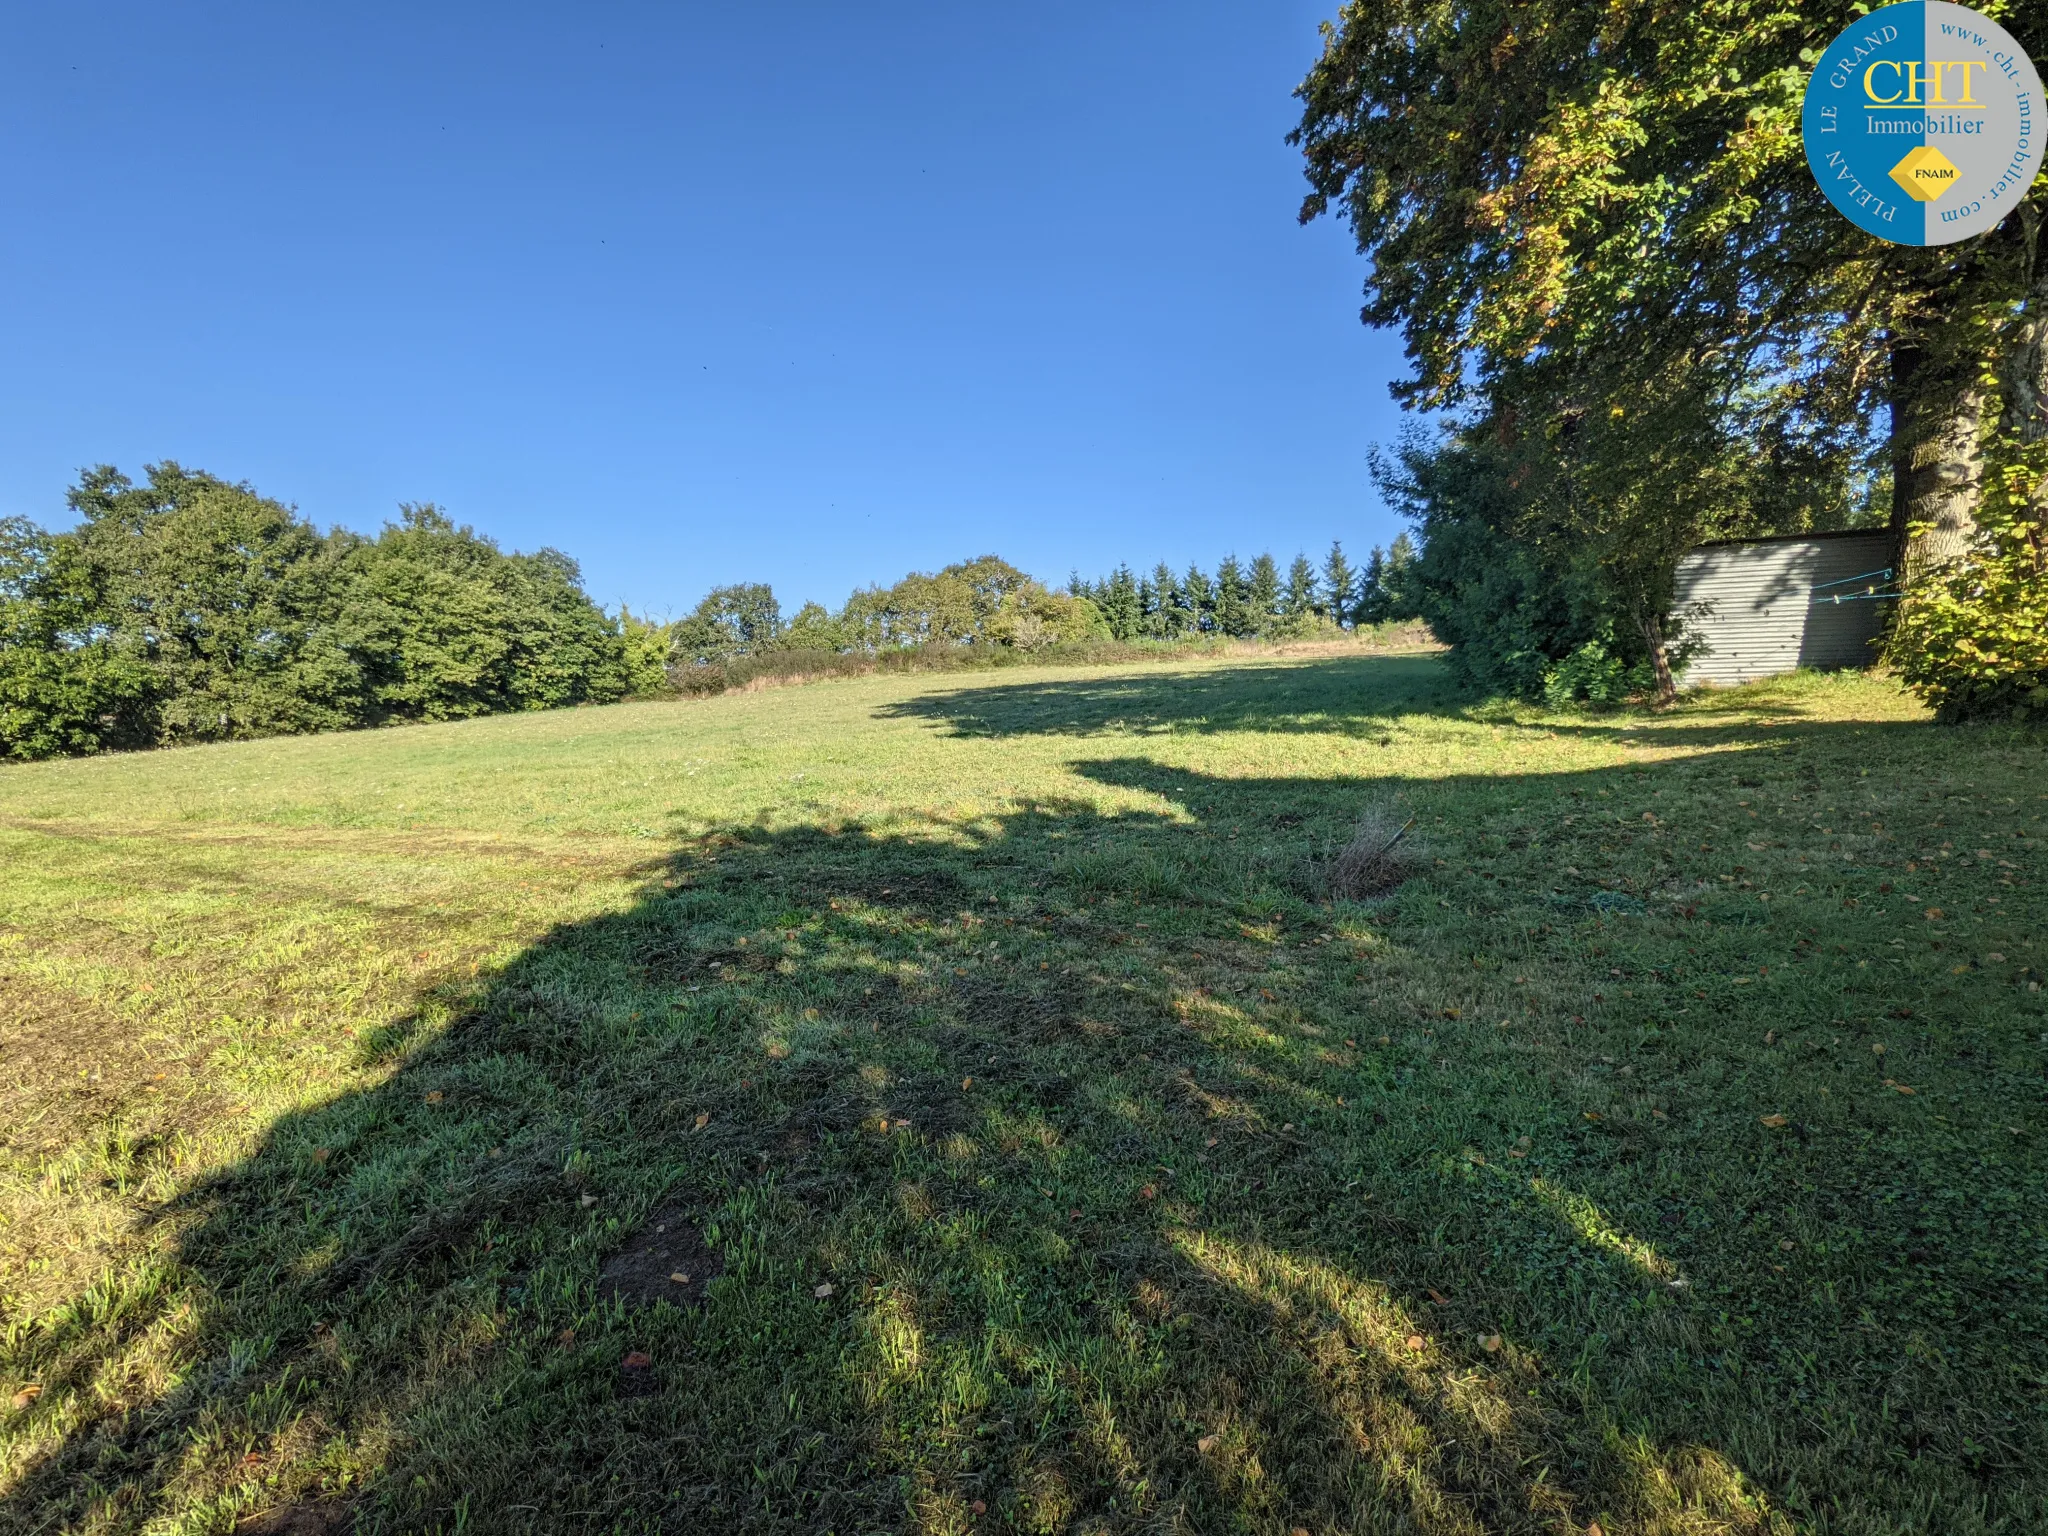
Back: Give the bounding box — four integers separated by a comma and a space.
1541, 628, 1656, 707
1887, 461, 2048, 722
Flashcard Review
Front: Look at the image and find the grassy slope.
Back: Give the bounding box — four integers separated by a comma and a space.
0, 649, 2042, 1536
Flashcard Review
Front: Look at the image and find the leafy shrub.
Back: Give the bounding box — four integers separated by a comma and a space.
1541, 628, 1656, 707
1887, 460, 2048, 722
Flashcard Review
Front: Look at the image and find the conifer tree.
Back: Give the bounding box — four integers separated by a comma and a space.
1283, 553, 1319, 624
1099, 564, 1142, 640
1214, 555, 1254, 637
1383, 532, 1419, 621
1321, 541, 1356, 629
1182, 564, 1216, 633
1356, 546, 1390, 624
1247, 553, 1281, 634
1149, 562, 1185, 638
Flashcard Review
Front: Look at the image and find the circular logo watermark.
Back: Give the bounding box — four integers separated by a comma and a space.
1802, 1, 2042, 246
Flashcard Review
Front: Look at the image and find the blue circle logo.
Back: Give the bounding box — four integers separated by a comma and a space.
1803, 2, 2043, 246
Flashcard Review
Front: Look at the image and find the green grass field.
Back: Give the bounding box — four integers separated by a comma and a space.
2, 645, 2043, 1536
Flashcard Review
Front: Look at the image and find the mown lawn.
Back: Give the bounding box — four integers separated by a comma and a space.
1, 646, 2042, 1536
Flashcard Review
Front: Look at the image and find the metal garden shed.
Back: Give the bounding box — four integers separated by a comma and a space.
1672, 528, 1896, 688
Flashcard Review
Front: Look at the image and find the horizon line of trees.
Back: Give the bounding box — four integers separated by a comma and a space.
1, 462, 1419, 762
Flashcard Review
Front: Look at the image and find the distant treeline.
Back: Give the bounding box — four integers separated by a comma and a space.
0, 464, 1419, 761
0, 465, 628, 761
1068, 539, 1417, 641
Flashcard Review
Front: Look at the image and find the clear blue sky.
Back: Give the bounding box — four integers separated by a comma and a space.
0, 3, 1410, 615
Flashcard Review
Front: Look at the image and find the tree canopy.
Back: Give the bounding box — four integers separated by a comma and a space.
0, 466, 628, 760
1294, 0, 2047, 707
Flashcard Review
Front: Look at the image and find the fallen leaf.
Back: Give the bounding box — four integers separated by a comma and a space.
1986, 951, 2005, 963
1651, 1108, 1668, 1120
1405, 1334, 1426, 1352
620, 1350, 653, 1371
1760, 1114, 1790, 1128
311, 1147, 330, 1164
1480, 1333, 1503, 1353
1582, 1111, 1602, 1123
972, 1500, 987, 1515
1281, 1122, 1295, 1133
1588, 1524, 1605, 1536
813, 1282, 835, 1298
1426, 1288, 1450, 1305
962, 1076, 973, 1090
1925, 908, 1944, 921
1763, 1030, 1776, 1046
424, 1091, 444, 1105
1197, 1433, 1220, 1454
557, 1329, 576, 1348
670, 1272, 691, 1284
10, 1385, 40, 1410
1871, 1042, 1886, 1056
1884, 1080, 1916, 1095
803, 1007, 819, 1020
579, 1193, 599, 1208
1260, 988, 1276, 1001
1779, 1240, 1794, 1252
1140, 1184, 1158, 1200
693, 1111, 711, 1131
1204, 1136, 1219, 1148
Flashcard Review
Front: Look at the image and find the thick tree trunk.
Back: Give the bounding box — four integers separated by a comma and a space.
1891, 338, 1987, 586
1995, 207, 2048, 577
2003, 206, 2048, 516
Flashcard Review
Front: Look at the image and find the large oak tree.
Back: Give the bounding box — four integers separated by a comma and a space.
1292, 0, 2046, 636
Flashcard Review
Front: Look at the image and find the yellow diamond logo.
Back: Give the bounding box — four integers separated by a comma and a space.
1890, 145, 1960, 202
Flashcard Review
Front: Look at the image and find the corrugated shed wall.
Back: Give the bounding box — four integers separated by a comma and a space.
1673, 531, 1895, 688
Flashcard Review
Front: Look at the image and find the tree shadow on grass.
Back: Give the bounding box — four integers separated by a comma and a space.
875, 654, 1460, 740
873, 652, 1874, 746
4, 745, 2043, 1533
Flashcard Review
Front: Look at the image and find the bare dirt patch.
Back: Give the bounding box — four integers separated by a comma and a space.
236, 1505, 353, 1535
0, 983, 196, 1157
598, 1206, 724, 1310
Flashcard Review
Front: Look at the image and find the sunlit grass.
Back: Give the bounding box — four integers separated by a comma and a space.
0, 648, 2042, 1533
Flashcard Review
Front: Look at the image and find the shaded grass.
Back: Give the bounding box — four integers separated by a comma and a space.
0, 654, 2042, 1534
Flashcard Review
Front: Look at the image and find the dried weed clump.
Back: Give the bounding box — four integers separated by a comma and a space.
1322, 807, 1420, 901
